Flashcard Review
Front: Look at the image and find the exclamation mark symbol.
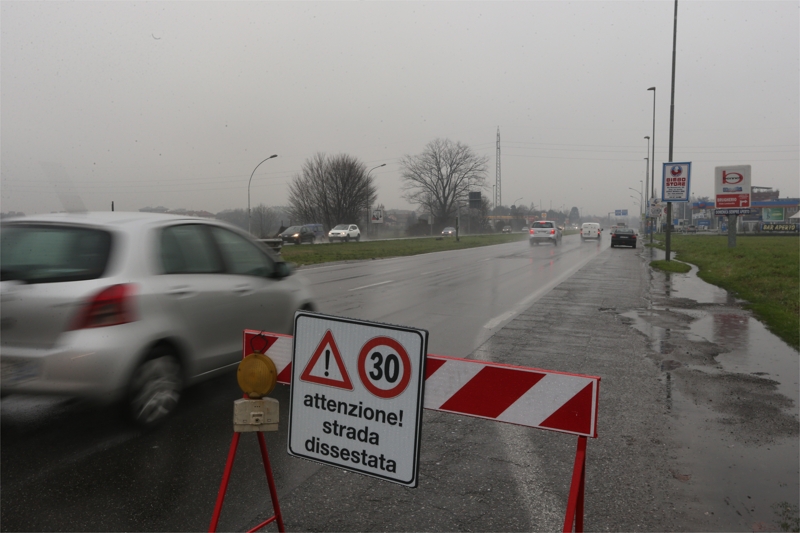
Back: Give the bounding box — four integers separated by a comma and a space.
399, 410, 403, 427
324, 349, 330, 377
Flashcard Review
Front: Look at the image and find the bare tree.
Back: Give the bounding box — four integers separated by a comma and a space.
287, 153, 378, 230
400, 139, 489, 228
251, 204, 278, 238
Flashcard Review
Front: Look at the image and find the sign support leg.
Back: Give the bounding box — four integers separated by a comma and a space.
562, 435, 587, 533
209, 432, 241, 532
209, 432, 285, 533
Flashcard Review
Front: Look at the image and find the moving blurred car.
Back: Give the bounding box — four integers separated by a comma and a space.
501, 226, 512, 234
610, 227, 638, 248
0, 213, 316, 427
304, 223, 326, 242
442, 227, 456, 237
580, 222, 601, 241
529, 221, 562, 246
280, 225, 316, 245
328, 224, 361, 242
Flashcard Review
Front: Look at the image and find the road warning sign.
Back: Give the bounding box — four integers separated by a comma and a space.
288, 312, 427, 487
299, 330, 353, 390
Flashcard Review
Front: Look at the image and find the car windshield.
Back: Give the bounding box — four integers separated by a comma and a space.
283, 226, 302, 234
332, 224, 348, 230
0, 224, 112, 284
533, 222, 553, 228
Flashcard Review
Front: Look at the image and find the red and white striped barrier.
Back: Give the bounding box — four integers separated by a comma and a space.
243, 330, 599, 438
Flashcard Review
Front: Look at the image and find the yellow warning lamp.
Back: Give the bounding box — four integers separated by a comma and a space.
237, 353, 277, 398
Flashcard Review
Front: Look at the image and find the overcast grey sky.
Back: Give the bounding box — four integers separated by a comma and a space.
2, 1, 797, 218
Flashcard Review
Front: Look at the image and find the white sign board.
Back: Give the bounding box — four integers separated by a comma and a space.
649, 198, 663, 217
662, 162, 692, 202
715, 164, 751, 209
371, 209, 384, 224
288, 312, 427, 487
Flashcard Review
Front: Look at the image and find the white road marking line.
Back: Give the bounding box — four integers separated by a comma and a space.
348, 280, 395, 291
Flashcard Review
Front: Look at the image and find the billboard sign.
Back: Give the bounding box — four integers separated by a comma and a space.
371, 209, 384, 224
662, 162, 692, 202
762, 207, 785, 222
715, 165, 751, 208
614, 209, 628, 216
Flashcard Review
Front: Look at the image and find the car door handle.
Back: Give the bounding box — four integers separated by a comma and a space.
166, 285, 195, 298
233, 284, 254, 295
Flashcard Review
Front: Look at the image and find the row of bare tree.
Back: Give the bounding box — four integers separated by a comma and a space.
286, 139, 489, 231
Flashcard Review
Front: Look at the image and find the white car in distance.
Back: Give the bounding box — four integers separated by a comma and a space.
328, 224, 361, 242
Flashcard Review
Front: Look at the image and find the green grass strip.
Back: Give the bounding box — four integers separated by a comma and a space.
651, 235, 799, 350
281, 233, 528, 266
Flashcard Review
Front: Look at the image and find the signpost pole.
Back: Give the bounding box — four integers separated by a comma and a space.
728, 214, 737, 248
665, 202, 672, 260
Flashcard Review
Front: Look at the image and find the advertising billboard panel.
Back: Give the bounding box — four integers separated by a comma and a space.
714, 165, 751, 208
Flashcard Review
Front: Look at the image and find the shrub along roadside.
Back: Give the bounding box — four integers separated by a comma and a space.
651, 235, 799, 350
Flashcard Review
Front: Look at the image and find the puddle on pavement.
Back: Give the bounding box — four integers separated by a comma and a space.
668, 383, 799, 531
687, 313, 799, 406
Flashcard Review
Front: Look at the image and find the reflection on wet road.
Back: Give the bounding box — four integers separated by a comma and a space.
305, 234, 609, 357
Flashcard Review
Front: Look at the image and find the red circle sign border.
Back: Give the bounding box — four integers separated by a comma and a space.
357, 336, 412, 399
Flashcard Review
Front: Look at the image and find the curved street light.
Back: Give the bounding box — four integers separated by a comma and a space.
248, 155, 278, 234
365, 164, 386, 235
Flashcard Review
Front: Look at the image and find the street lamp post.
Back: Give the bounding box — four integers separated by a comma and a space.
647, 87, 656, 243
628, 187, 643, 232
365, 164, 386, 237
248, 155, 278, 235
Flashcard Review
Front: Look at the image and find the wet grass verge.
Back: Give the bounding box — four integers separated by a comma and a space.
281, 233, 528, 266
649, 259, 691, 273
651, 235, 799, 350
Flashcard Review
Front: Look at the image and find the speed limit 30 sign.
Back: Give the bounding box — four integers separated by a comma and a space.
288, 312, 427, 487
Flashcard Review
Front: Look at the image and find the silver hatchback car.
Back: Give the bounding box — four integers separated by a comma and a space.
0, 213, 316, 426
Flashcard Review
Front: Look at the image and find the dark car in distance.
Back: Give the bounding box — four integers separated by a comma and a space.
280, 225, 316, 245
610, 228, 638, 248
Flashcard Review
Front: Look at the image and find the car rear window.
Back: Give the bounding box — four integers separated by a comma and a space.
615, 229, 635, 234
532, 222, 553, 228
0, 224, 112, 284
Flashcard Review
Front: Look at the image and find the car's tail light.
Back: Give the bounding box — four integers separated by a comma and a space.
70, 284, 137, 330
550, 229, 555, 235
529, 228, 534, 235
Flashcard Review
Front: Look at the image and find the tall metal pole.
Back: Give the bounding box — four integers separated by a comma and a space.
248, 154, 278, 235
644, 136, 650, 239
665, 0, 679, 261
647, 88, 656, 243
496, 127, 501, 210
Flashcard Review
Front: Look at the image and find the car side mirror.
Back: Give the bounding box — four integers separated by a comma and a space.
272, 261, 293, 279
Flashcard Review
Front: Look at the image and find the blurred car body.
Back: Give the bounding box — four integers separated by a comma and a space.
501, 226, 512, 234
280, 225, 315, 245
442, 227, 456, 237
304, 223, 325, 242
580, 223, 601, 241
610, 227, 638, 248
327, 224, 361, 242
529, 221, 562, 246
0, 212, 316, 426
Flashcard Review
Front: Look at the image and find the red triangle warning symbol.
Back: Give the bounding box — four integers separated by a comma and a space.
299, 330, 353, 390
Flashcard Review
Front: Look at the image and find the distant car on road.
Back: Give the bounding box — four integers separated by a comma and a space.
529, 220, 562, 246
580, 222, 601, 241
280, 225, 315, 245
611, 227, 638, 248
442, 227, 456, 237
328, 224, 361, 242
0, 212, 316, 427
501, 226, 512, 234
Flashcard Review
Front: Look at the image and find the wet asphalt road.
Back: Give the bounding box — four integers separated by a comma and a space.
2, 234, 797, 532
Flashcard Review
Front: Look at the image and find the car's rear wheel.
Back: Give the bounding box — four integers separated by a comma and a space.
356, 235, 360, 242
125, 346, 183, 428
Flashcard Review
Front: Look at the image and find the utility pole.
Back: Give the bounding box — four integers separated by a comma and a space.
665, 0, 679, 262
495, 127, 501, 211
